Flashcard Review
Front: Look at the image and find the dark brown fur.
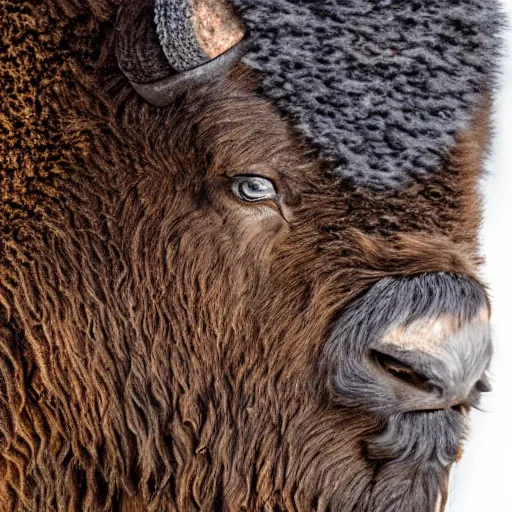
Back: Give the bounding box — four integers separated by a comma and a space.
0, 1, 492, 510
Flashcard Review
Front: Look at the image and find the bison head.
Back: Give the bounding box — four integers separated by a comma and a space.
0, 0, 500, 511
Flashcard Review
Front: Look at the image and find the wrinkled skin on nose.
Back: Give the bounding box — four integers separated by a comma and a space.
378, 308, 491, 410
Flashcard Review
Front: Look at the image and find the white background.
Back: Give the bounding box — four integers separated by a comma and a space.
448, 0, 512, 510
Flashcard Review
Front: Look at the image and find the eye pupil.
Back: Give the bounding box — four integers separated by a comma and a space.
232, 176, 277, 203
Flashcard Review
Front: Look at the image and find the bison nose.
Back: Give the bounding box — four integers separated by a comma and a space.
327, 273, 492, 416
370, 309, 492, 412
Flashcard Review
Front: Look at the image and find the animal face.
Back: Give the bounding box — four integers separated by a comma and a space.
0, 0, 497, 510
109, 65, 491, 510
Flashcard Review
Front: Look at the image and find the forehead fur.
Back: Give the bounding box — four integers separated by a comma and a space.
218, 0, 504, 190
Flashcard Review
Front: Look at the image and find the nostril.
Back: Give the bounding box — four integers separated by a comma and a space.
371, 350, 439, 395
474, 378, 491, 393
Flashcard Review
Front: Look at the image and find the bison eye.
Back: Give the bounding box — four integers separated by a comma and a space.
231, 176, 277, 203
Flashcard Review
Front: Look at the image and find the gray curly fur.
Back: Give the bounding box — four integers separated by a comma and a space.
226, 0, 504, 190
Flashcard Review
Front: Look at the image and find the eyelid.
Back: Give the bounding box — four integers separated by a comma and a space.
231, 175, 279, 202
232, 174, 279, 192
228, 175, 289, 220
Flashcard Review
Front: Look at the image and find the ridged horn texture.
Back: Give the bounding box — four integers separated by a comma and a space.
115, 0, 173, 84
156, 0, 245, 71
116, 0, 246, 106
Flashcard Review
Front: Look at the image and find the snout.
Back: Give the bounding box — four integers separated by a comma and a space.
326, 272, 492, 416
370, 309, 491, 412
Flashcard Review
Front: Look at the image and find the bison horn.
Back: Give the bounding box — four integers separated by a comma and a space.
115, 0, 247, 107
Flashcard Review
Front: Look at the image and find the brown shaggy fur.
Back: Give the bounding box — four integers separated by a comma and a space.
0, 0, 491, 510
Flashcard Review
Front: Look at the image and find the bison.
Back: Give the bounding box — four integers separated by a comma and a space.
0, 0, 503, 510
